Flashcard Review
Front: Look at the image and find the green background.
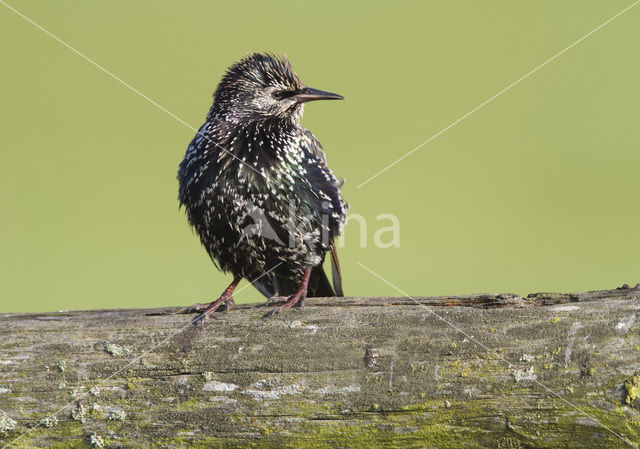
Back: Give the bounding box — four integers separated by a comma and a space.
1, 1, 639, 313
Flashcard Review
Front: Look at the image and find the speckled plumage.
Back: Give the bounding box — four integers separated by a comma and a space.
178, 53, 347, 311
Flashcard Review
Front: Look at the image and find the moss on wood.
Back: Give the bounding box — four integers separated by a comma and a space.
0, 288, 639, 447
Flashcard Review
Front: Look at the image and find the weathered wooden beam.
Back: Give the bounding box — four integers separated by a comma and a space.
1, 287, 639, 448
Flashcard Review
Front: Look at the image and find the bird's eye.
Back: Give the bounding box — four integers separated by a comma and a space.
272, 90, 298, 100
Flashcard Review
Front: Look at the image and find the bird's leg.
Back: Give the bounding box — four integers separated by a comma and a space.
264, 267, 312, 317
192, 277, 241, 324
174, 277, 241, 319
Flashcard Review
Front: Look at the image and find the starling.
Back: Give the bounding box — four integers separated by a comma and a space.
177, 53, 347, 320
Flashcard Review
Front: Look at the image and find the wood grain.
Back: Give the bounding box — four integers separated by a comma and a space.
1, 287, 639, 448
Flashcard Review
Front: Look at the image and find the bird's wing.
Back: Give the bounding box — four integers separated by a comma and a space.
297, 130, 348, 232
297, 131, 347, 297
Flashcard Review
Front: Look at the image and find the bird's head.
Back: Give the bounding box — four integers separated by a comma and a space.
210, 53, 343, 122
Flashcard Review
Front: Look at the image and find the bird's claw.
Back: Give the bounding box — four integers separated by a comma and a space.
176, 295, 234, 326
191, 297, 232, 326
262, 293, 305, 318
191, 311, 212, 326
262, 306, 283, 318
264, 295, 286, 307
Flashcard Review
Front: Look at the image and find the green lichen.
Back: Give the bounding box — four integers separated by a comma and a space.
39, 415, 58, 428
10, 439, 91, 449
149, 414, 487, 449
71, 402, 87, 423
105, 343, 127, 357
511, 366, 535, 382
625, 374, 640, 405
0, 409, 17, 432
106, 409, 126, 421
89, 433, 104, 448
126, 377, 142, 390
519, 353, 534, 363
496, 436, 523, 449
556, 404, 640, 447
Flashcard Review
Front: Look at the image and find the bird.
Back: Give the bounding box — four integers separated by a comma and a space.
177, 53, 348, 321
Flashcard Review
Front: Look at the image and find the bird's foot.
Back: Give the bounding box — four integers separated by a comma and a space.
264, 295, 287, 307
263, 292, 305, 318
172, 277, 241, 324
262, 267, 312, 318
191, 294, 234, 326
172, 295, 234, 325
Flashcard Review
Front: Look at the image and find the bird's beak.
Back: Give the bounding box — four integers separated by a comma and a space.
294, 87, 344, 103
